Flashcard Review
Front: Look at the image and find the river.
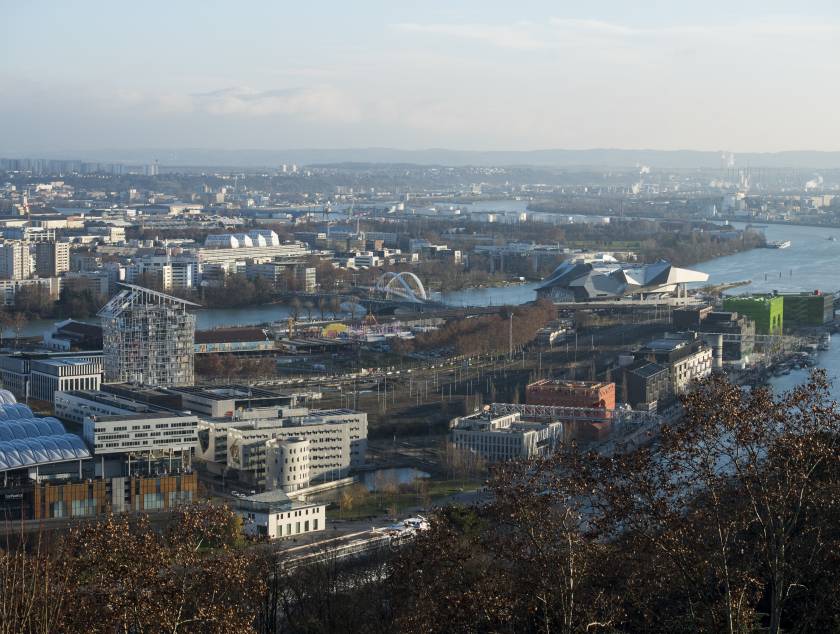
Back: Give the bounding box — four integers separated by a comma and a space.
691, 222, 840, 295
441, 221, 840, 306
442, 220, 840, 396
13, 219, 839, 338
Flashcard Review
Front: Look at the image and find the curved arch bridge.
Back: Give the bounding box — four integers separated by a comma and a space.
277, 271, 445, 314
373, 272, 428, 303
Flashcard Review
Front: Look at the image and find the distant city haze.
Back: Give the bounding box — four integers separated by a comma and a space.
3, 1, 840, 158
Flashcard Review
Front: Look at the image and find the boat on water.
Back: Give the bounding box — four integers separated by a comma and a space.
829, 236, 838, 242
819, 333, 831, 351
766, 240, 791, 249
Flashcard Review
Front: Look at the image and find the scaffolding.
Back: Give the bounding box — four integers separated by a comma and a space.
98, 284, 199, 387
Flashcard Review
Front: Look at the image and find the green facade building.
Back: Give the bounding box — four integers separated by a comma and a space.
781, 292, 834, 328
722, 295, 784, 335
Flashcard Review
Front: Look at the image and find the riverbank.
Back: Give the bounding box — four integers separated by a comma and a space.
722, 216, 840, 231
10, 219, 839, 338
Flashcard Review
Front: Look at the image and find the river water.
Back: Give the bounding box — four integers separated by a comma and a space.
15, 218, 840, 353
439, 220, 840, 395
694, 222, 840, 295
16, 305, 303, 338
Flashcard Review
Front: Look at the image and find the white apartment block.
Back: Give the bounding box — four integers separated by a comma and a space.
54, 389, 160, 424
34, 240, 70, 277
0, 241, 31, 279
671, 347, 713, 394
63, 271, 111, 297
27, 358, 102, 403
351, 252, 381, 268
196, 407, 367, 485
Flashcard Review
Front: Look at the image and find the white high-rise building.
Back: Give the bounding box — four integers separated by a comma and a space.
0, 241, 31, 280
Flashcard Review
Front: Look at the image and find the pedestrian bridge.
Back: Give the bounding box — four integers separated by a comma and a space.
371, 272, 428, 303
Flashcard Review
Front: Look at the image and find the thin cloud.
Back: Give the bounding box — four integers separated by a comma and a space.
548, 18, 639, 36
393, 21, 552, 51
396, 16, 840, 52
189, 86, 362, 122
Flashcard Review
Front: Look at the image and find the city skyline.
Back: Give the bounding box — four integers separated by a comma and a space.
3, 1, 840, 154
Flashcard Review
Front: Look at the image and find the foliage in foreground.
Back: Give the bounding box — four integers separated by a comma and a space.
2, 372, 838, 633
392, 371, 840, 633
0, 503, 262, 634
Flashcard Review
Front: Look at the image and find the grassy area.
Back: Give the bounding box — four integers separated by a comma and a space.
327, 478, 485, 521
425, 478, 484, 497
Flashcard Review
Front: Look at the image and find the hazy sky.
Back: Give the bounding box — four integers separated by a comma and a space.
2, 1, 840, 153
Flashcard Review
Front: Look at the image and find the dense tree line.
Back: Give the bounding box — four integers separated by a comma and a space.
202, 274, 277, 308
10, 285, 104, 320
360, 217, 764, 270
401, 299, 556, 356
195, 354, 277, 379
637, 227, 766, 267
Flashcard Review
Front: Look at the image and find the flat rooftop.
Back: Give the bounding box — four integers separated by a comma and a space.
210, 407, 362, 430
455, 412, 554, 433
724, 295, 780, 303
2, 351, 102, 361
195, 328, 269, 344
61, 390, 163, 414
236, 489, 322, 513
528, 379, 612, 390
35, 358, 99, 367
168, 384, 288, 401
301, 408, 357, 417
627, 361, 668, 378
643, 339, 688, 352
95, 411, 193, 423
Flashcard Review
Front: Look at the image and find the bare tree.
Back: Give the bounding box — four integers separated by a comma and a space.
560, 370, 840, 633
289, 297, 301, 321
11, 313, 26, 348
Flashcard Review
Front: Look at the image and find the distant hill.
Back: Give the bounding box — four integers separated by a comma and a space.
27, 147, 840, 169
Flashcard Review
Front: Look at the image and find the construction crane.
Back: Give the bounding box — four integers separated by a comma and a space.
347, 194, 355, 223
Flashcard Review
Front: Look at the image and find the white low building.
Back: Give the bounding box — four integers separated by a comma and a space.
236, 490, 326, 540
28, 358, 102, 403
0, 353, 102, 403
195, 242, 309, 265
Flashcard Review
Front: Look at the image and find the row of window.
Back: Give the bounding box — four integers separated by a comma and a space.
282, 519, 317, 535
97, 429, 195, 440
98, 438, 192, 448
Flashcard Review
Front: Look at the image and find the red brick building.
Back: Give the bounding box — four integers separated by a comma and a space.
526, 379, 616, 410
